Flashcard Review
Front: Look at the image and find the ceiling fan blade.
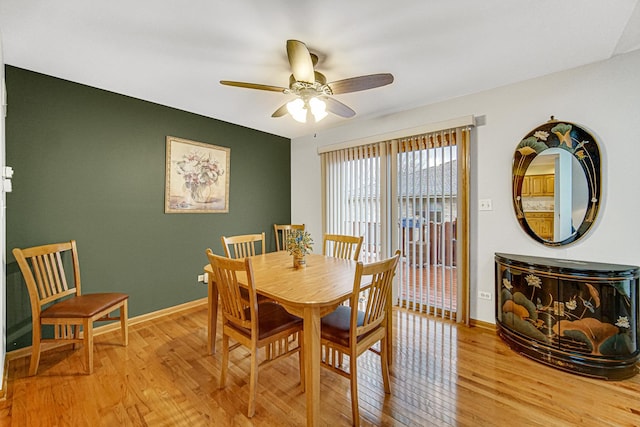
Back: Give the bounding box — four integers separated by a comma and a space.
271, 103, 289, 118
322, 96, 356, 118
327, 73, 394, 94
286, 40, 315, 84
220, 80, 287, 93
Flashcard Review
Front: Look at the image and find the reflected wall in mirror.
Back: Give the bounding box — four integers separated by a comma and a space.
512, 118, 601, 246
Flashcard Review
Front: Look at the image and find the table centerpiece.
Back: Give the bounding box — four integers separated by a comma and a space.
286, 229, 314, 269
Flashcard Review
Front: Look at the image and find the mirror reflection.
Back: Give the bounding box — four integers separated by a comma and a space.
522, 149, 588, 242
512, 119, 601, 246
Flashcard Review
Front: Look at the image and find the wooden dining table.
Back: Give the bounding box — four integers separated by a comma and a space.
203, 250, 358, 427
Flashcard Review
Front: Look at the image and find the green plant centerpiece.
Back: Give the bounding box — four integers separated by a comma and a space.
286, 230, 313, 269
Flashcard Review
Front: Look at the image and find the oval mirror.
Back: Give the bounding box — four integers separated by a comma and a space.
512, 119, 601, 246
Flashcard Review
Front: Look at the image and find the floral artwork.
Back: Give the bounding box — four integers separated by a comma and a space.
165, 136, 230, 213
499, 267, 635, 357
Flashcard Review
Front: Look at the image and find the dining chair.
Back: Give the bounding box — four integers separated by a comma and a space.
322, 233, 364, 261
221, 232, 272, 304
12, 240, 128, 375
320, 250, 401, 426
221, 232, 266, 259
206, 249, 304, 417
273, 224, 305, 251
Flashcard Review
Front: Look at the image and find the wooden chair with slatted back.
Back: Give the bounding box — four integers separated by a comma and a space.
206, 249, 304, 417
221, 232, 266, 259
273, 224, 305, 251
322, 234, 364, 261
221, 232, 272, 306
12, 240, 128, 375
320, 250, 400, 426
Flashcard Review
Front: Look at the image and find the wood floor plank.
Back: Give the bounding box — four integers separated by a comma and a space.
2, 304, 640, 426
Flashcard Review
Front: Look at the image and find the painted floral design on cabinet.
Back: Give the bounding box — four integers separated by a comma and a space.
498, 266, 635, 358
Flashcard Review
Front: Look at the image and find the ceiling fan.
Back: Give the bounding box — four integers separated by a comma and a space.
220, 40, 394, 123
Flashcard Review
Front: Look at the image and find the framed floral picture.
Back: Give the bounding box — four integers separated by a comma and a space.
165, 136, 230, 213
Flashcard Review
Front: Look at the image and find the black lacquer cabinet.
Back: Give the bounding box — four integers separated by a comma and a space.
495, 253, 639, 380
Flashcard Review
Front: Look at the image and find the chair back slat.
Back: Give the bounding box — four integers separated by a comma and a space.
207, 249, 256, 331
14, 241, 80, 310
274, 224, 305, 251
43, 253, 57, 295
31, 256, 48, 299
323, 234, 364, 261
351, 251, 400, 337
54, 251, 70, 292
221, 232, 266, 259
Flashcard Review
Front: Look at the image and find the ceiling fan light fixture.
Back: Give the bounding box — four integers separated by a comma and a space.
309, 97, 327, 122
221, 40, 393, 124
286, 98, 307, 123
286, 96, 328, 123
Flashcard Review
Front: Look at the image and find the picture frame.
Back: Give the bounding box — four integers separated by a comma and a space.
165, 136, 230, 213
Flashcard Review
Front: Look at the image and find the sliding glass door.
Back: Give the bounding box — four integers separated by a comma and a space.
322, 125, 470, 323
396, 132, 458, 319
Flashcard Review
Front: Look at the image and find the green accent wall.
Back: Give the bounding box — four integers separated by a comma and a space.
4, 66, 291, 350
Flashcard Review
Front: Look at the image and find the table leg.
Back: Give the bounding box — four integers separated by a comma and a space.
303, 306, 321, 427
207, 272, 218, 355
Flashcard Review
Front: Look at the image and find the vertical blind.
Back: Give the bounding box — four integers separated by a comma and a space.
321, 123, 470, 323
322, 143, 386, 263
395, 130, 458, 319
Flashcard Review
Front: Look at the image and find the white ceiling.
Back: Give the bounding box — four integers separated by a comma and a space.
1, 0, 639, 139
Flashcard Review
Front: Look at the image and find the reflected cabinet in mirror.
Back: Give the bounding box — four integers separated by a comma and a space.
513, 118, 601, 246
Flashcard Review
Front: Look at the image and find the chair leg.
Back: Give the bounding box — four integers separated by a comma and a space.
121, 300, 129, 346
247, 346, 258, 417
29, 323, 42, 376
84, 319, 94, 374
220, 335, 229, 389
380, 337, 391, 394
266, 343, 272, 360
350, 351, 360, 427
298, 332, 305, 390
72, 324, 81, 350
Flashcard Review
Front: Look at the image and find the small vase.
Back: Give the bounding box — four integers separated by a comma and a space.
293, 254, 306, 269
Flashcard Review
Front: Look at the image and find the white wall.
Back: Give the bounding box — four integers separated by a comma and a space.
291, 49, 640, 323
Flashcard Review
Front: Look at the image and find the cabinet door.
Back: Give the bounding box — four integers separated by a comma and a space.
556, 280, 635, 357
526, 216, 542, 234
529, 175, 545, 196
497, 266, 556, 346
525, 212, 554, 240
544, 175, 555, 196
537, 217, 553, 240
526, 174, 554, 197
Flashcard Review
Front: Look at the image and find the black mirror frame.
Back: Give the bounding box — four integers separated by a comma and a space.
512, 118, 601, 246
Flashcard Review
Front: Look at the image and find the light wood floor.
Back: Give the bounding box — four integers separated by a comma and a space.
2, 304, 640, 426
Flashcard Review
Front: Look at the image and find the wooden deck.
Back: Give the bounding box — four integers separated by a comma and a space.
398, 259, 457, 314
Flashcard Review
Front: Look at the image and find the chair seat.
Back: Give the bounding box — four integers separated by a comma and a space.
41, 293, 129, 319
320, 305, 365, 347
228, 302, 302, 340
